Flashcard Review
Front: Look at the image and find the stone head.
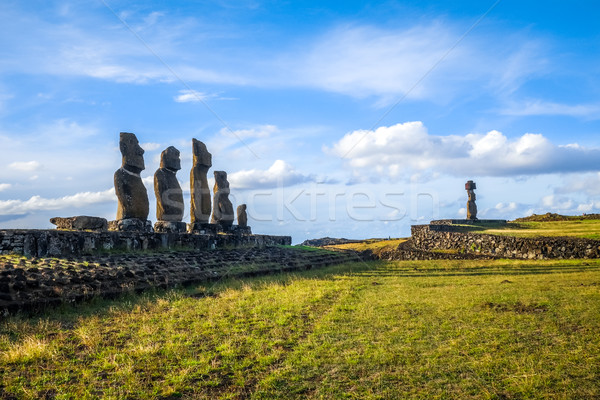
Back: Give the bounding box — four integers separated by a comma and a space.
120, 132, 145, 171
214, 171, 229, 189
192, 138, 212, 167
160, 146, 181, 171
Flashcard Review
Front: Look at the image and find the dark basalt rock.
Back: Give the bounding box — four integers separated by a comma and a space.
50, 216, 108, 231
211, 171, 234, 228
190, 139, 212, 225
154, 146, 184, 223
237, 204, 248, 228
114, 132, 150, 224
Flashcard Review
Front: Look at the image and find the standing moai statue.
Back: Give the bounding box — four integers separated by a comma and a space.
111, 132, 152, 232
237, 204, 248, 227
211, 171, 235, 229
466, 180, 478, 220
154, 146, 186, 233
189, 139, 212, 231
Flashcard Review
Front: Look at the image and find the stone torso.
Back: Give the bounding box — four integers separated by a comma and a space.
190, 165, 211, 224
114, 167, 149, 220
154, 168, 184, 222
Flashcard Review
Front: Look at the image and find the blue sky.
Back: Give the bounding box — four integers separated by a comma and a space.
1, 0, 600, 243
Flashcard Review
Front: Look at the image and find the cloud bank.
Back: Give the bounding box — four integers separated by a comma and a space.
329, 121, 600, 180
0, 188, 115, 215
228, 160, 314, 189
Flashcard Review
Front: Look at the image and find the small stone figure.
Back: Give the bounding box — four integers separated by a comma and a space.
154, 146, 186, 233
190, 139, 212, 227
466, 180, 478, 220
237, 204, 248, 227
113, 132, 151, 231
211, 171, 234, 228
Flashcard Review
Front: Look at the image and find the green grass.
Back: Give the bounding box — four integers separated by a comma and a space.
456, 219, 600, 240
2, 259, 600, 399
323, 238, 408, 253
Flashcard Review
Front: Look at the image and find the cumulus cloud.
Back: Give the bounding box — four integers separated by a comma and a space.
0, 183, 11, 191
0, 188, 115, 215
328, 121, 600, 181
8, 161, 42, 172
228, 160, 314, 189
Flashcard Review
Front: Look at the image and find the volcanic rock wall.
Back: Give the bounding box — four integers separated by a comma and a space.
0, 229, 291, 258
411, 224, 600, 259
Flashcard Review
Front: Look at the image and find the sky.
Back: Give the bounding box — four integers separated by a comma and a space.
1, 0, 600, 244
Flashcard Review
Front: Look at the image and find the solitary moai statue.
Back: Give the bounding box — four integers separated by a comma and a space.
112, 132, 151, 231
190, 139, 212, 229
237, 204, 248, 227
154, 146, 186, 232
211, 171, 234, 228
466, 180, 478, 220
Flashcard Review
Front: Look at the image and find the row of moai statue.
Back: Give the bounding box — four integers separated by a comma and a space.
111, 132, 249, 234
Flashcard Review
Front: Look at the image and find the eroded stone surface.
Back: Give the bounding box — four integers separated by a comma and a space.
190, 139, 212, 225
237, 204, 248, 227
50, 216, 108, 231
211, 171, 234, 228
114, 132, 149, 222
153, 221, 187, 233
154, 146, 184, 222
466, 180, 478, 220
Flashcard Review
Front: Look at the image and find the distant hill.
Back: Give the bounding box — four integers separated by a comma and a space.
513, 213, 600, 222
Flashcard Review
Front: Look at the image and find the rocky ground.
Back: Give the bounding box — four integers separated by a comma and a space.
0, 246, 361, 314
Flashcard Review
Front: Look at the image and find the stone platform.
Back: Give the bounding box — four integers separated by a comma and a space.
0, 229, 291, 258
430, 219, 507, 225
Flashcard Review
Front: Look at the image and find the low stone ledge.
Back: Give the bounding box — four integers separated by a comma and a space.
0, 229, 291, 258
411, 224, 600, 259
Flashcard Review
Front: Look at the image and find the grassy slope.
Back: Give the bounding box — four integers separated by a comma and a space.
474, 220, 600, 240
323, 238, 407, 253
2, 258, 599, 399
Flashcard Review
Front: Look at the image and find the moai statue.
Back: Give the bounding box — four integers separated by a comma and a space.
237, 204, 248, 227
211, 171, 234, 229
154, 146, 186, 233
189, 139, 212, 231
112, 132, 151, 232
466, 180, 478, 220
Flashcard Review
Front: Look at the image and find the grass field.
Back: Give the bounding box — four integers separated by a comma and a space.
323, 238, 407, 253
2, 257, 599, 399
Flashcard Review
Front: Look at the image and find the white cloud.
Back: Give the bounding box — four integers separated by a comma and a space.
501, 100, 600, 118
228, 160, 314, 189
0, 188, 115, 215
8, 161, 42, 172
328, 121, 600, 181
219, 125, 278, 139
0, 183, 11, 191
141, 142, 162, 151
174, 90, 211, 103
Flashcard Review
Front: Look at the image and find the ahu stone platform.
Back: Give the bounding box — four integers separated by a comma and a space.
429, 219, 507, 225
0, 229, 291, 258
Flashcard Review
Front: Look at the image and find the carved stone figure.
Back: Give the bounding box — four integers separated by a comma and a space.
237, 204, 248, 227
211, 171, 234, 228
190, 139, 212, 226
113, 132, 151, 231
466, 180, 478, 220
154, 146, 186, 233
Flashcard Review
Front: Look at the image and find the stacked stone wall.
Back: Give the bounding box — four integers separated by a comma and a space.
411, 225, 600, 259
0, 229, 291, 258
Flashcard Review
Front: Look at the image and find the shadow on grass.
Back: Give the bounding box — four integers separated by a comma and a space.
0, 260, 378, 325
